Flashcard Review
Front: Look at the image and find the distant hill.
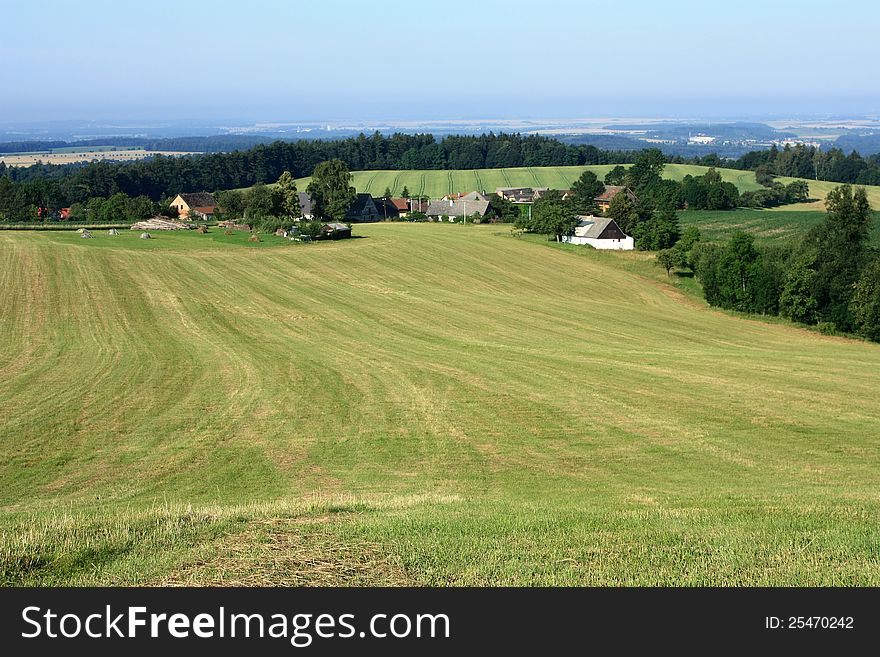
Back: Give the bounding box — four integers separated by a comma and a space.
834, 133, 880, 156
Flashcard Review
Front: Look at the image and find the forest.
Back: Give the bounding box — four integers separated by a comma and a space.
2, 131, 880, 223
690, 185, 880, 341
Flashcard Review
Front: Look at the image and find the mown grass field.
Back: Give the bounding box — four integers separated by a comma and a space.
2, 224, 880, 586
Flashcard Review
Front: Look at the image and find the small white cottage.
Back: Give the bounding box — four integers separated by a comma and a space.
562, 215, 634, 250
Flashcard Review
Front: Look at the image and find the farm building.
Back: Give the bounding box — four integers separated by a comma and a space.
562, 216, 634, 250
297, 192, 385, 222
426, 198, 493, 220
494, 187, 548, 203
297, 192, 313, 220
594, 186, 637, 212
168, 192, 220, 220
345, 194, 382, 222
321, 222, 352, 239
374, 197, 401, 220
441, 191, 490, 202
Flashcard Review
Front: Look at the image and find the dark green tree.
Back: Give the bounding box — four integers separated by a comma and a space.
625, 148, 665, 191
851, 258, 880, 341
604, 165, 628, 186
569, 170, 604, 214
779, 254, 819, 324
307, 159, 356, 222
806, 184, 873, 331
606, 190, 640, 235
276, 171, 302, 223
656, 249, 677, 276
532, 190, 578, 242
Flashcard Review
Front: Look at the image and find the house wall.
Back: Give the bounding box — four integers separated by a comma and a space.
562, 235, 634, 250
169, 195, 191, 217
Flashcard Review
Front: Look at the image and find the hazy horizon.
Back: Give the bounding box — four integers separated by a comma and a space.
3, 0, 879, 123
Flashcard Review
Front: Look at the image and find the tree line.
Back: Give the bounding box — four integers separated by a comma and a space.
691, 185, 880, 341
0, 132, 648, 221
728, 143, 880, 186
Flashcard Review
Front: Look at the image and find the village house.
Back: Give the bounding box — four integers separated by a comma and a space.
441, 191, 489, 202
494, 187, 550, 203
426, 197, 493, 221
168, 192, 220, 220
561, 215, 634, 250
594, 185, 637, 213
345, 193, 382, 222
374, 197, 401, 220
389, 198, 412, 217
407, 198, 430, 214
297, 192, 313, 220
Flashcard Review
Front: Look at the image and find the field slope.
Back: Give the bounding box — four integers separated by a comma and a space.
2, 225, 880, 585
290, 164, 880, 210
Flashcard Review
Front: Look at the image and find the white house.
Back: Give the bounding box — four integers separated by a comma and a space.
562, 215, 634, 250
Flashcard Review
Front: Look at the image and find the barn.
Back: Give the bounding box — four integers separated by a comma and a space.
562, 216, 634, 250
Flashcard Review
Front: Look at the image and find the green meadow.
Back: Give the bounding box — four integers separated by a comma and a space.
2, 224, 880, 586
292, 164, 766, 199
678, 209, 880, 243
290, 164, 880, 211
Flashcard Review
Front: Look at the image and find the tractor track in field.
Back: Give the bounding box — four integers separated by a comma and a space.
390, 173, 401, 196
473, 170, 484, 193
363, 172, 378, 195
417, 173, 425, 197
501, 169, 512, 186
527, 167, 541, 187
447, 171, 454, 195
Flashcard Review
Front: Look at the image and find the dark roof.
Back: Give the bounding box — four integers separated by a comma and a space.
374, 197, 401, 217
179, 192, 217, 207
426, 199, 491, 217
298, 191, 313, 216
349, 193, 371, 211
573, 215, 627, 238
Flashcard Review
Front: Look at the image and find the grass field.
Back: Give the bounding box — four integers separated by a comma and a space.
2, 224, 880, 586
289, 164, 880, 211
679, 209, 880, 243
291, 164, 765, 199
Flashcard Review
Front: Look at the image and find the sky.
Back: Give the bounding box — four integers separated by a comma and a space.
2, 0, 879, 123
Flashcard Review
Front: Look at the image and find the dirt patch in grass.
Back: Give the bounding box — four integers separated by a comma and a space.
153, 515, 410, 586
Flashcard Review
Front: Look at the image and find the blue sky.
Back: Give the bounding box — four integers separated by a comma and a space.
2, 0, 878, 121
